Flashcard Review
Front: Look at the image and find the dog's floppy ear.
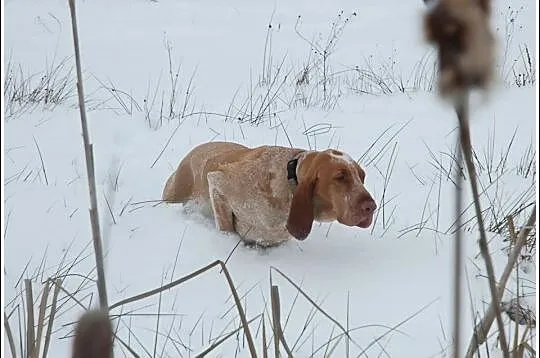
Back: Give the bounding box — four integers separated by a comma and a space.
286, 177, 316, 240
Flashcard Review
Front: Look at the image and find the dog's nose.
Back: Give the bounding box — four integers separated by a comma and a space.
360, 199, 377, 214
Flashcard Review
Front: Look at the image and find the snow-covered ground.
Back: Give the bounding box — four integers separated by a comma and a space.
3, 0, 537, 356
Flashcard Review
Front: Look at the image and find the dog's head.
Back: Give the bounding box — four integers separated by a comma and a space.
286, 149, 376, 240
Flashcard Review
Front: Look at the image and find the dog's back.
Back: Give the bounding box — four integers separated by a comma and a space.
162, 141, 249, 202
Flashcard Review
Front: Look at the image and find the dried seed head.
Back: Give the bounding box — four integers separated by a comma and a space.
424, 0, 495, 97
72, 310, 113, 358
501, 298, 536, 327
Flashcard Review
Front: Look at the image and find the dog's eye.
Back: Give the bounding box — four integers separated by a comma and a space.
334, 171, 347, 182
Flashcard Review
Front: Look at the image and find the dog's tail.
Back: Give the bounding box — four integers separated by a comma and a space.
162, 160, 195, 203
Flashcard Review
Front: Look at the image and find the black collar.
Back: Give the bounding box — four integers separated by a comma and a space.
287, 157, 299, 185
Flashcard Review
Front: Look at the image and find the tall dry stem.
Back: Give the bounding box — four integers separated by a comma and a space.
67, 0, 109, 310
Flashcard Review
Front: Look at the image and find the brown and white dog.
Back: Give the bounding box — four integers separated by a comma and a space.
162, 141, 376, 246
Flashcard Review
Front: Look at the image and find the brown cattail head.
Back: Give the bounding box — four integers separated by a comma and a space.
72, 310, 113, 358
424, 0, 495, 97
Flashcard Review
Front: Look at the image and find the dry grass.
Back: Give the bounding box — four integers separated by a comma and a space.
4, 1, 536, 358
3, 56, 76, 120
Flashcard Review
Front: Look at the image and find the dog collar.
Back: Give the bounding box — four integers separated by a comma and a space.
287, 157, 299, 185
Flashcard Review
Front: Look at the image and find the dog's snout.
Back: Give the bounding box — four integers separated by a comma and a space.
360, 199, 377, 214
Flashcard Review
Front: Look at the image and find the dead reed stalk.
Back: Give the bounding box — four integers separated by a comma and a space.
456, 90, 509, 358
67, 0, 109, 310
422, 0, 519, 357
453, 141, 464, 358
271, 285, 293, 357
24, 280, 35, 358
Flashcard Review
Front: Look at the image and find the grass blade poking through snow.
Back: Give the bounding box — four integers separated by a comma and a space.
355, 298, 439, 358
269, 266, 365, 354
195, 314, 262, 357
109, 260, 258, 357
67, 0, 110, 312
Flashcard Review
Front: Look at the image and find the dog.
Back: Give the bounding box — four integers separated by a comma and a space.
162, 141, 376, 246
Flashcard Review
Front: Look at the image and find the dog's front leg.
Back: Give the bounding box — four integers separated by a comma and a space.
207, 171, 235, 233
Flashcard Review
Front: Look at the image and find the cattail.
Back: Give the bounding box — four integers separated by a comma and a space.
72, 310, 113, 358
424, 0, 495, 97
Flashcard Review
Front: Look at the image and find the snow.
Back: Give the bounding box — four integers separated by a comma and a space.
3, 0, 537, 357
